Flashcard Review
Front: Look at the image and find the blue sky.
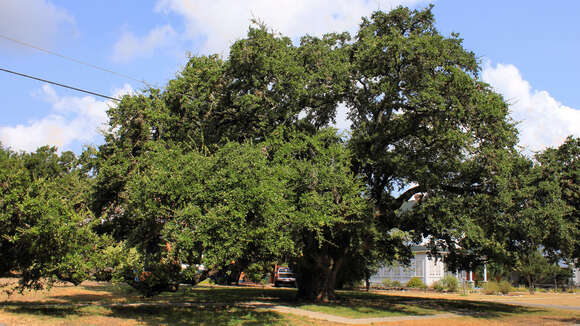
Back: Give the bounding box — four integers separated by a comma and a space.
1, 0, 579, 154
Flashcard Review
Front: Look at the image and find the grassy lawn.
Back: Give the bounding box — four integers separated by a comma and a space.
0, 279, 577, 325
298, 302, 435, 318
297, 289, 567, 319
0, 303, 326, 326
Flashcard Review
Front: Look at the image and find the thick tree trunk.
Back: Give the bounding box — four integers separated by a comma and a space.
296, 254, 342, 302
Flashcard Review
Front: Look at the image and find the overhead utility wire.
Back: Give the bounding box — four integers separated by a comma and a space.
0, 34, 197, 103
0, 33, 151, 88
0, 67, 120, 101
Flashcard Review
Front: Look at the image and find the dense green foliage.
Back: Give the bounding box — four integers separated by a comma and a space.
0, 145, 105, 291
1, 5, 578, 302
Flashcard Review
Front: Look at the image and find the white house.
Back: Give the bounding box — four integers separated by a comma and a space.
573, 265, 580, 286
369, 246, 445, 286
369, 246, 486, 287
370, 197, 489, 287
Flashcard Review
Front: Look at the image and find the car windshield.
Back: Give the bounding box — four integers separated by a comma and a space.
279, 273, 294, 278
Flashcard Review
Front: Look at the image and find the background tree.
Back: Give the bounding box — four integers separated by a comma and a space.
346, 5, 519, 279
536, 136, 580, 262
0, 145, 104, 291
0, 144, 30, 275
414, 149, 572, 294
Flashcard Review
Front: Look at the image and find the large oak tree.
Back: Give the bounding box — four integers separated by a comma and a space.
4, 5, 572, 302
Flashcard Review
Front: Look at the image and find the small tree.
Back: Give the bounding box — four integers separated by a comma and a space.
516, 250, 555, 295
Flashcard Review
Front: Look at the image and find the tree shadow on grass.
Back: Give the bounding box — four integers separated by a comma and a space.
56, 285, 546, 320
540, 316, 580, 324
47, 293, 117, 303
0, 284, 552, 323
80, 283, 298, 304
298, 300, 435, 318
1, 302, 287, 325
1, 304, 86, 318
107, 305, 285, 326
178, 286, 298, 304
336, 291, 544, 318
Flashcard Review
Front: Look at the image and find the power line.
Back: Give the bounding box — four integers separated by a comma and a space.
0, 34, 197, 103
0, 67, 121, 101
0, 33, 152, 88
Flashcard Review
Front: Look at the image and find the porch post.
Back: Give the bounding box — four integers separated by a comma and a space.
483, 264, 487, 282
423, 255, 428, 285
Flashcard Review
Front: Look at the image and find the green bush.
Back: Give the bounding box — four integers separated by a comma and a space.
244, 262, 271, 283
498, 280, 512, 294
483, 281, 500, 295
442, 275, 459, 292
407, 277, 424, 288
382, 278, 403, 287
382, 278, 393, 287
432, 280, 444, 292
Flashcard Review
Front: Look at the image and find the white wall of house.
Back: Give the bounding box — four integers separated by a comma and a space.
574, 266, 580, 286
369, 252, 446, 286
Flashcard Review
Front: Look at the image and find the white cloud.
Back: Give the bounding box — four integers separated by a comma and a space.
0, 0, 76, 51
112, 24, 178, 63
152, 0, 431, 55
0, 84, 133, 152
482, 62, 580, 152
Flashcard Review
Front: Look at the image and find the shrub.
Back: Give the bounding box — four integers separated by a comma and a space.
498, 280, 512, 294
244, 262, 271, 284
382, 278, 393, 287
483, 281, 500, 295
381, 278, 402, 288
432, 280, 444, 292
407, 277, 424, 288
442, 275, 459, 292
